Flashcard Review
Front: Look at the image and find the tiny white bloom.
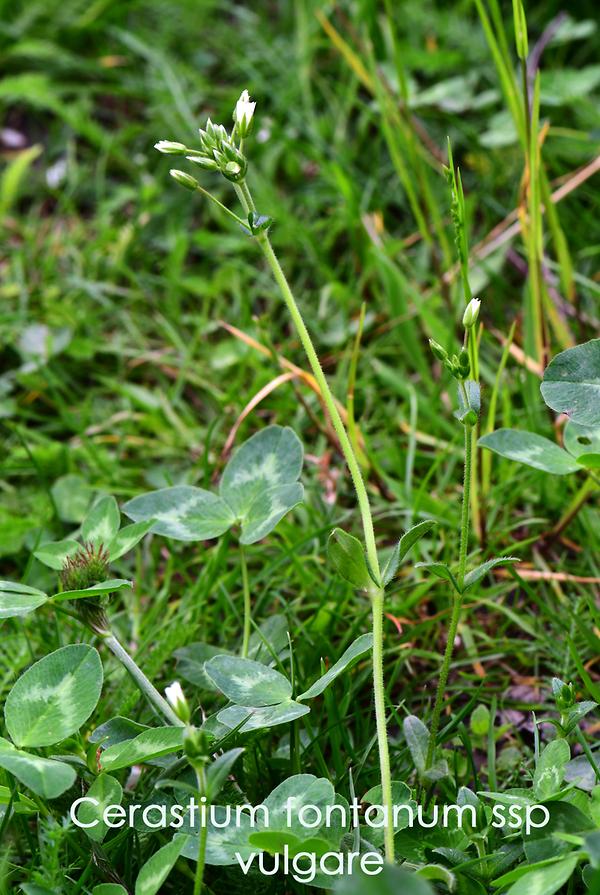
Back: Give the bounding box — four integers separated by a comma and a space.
165, 680, 190, 721
462, 297, 481, 328
233, 89, 256, 137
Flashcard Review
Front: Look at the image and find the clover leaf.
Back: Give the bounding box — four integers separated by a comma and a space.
123, 425, 304, 545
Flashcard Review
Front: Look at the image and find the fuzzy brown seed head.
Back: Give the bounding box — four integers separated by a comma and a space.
60, 542, 110, 592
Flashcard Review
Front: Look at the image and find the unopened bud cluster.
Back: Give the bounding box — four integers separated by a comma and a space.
156, 90, 255, 186
429, 341, 471, 381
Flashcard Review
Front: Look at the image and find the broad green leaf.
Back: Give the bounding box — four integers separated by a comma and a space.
33, 539, 80, 571
462, 557, 520, 591
503, 856, 578, 895
123, 486, 235, 541
220, 425, 302, 518
336, 864, 434, 894
89, 716, 149, 748
206, 748, 245, 801
135, 834, 188, 895
403, 715, 430, 774
0, 736, 76, 798
77, 773, 123, 842
5, 644, 103, 748
181, 807, 255, 865
328, 528, 374, 589
239, 482, 304, 544
81, 496, 121, 548
362, 781, 416, 841
175, 642, 230, 690
53, 578, 132, 601
217, 700, 310, 731
51, 474, 93, 523
541, 339, 600, 427
205, 655, 292, 706
298, 634, 373, 700
107, 520, 156, 560
92, 887, 128, 895
263, 774, 335, 837
479, 429, 580, 474
382, 520, 436, 585
415, 561, 460, 593
534, 739, 571, 801
0, 581, 47, 619
564, 421, 600, 463
100, 727, 184, 772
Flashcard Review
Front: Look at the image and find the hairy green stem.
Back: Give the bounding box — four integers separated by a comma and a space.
240, 545, 251, 658
426, 423, 472, 768
193, 766, 209, 895
102, 633, 184, 728
237, 179, 394, 861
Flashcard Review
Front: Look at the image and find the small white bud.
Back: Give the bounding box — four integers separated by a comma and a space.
154, 140, 188, 154
165, 681, 190, 722
233, 89, 256, 138
462, 298, 481, 328
169, 169, 199, 191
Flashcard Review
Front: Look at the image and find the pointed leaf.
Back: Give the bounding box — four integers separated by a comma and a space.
462, 557, 520, 591
100, 727, 184, 772
455, 380, 480, 424
5, 644, 103, 748
403, 715, 430, 773
81, 496, 121, 548
33, 539, 80, 571
217, 701, 309, 732
220, 425, 303, 519
479, 429, 580, 474
298, 634, 373, 700
541, 339, 600, 427
240, 482, 304, 543
77, 773, 123, 842
107, 520, 156, 560
337, 864, 435, 894
93, 887, 128, 895
0, 736, 76, 798
123, 486, 235, 541
0, 581, 47, 619
53, 578, 131, 601
382, 521, 436, 585
503, 856, 578, 895
415, 562, 460, 593
206, 747, 244, 801
205, 655, 291, 706
328, 528, 374, 589
135, 835, 188, 895
534, 739, 571, 801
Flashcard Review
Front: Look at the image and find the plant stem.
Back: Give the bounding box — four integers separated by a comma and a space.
193, 766, 208, 895
240, 545, 251, 658
551, 476, 598, 538
102, 632, 184, 727
237, 179, 395, 861
426, 423, 472, 768
371, 587, 395, 862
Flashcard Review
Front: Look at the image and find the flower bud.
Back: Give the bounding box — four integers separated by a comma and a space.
462, 298, 481, 329
183, 726, 210, 767
187, 156, 219, 171
165, 681, 191, 723
154, 140, 188, 154
429, 339, 449, 363
233, 89, 256, 139
169, 169, 199, 191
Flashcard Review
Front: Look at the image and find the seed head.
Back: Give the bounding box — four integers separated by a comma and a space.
61, 543, 110, 593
